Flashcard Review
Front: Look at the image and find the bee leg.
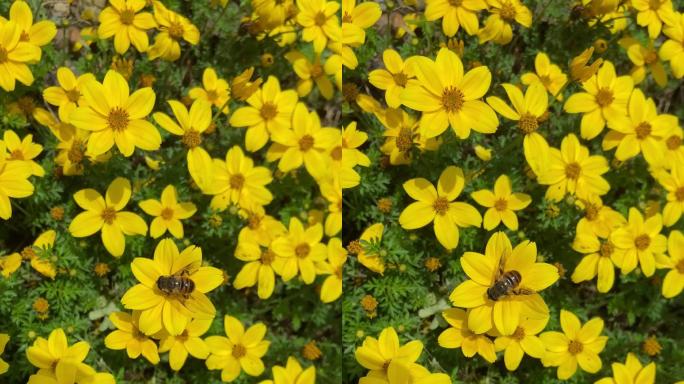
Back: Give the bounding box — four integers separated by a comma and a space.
512, 288, 536, 296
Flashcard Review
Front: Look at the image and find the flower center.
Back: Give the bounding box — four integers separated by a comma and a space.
168, 22, 185, 40
635, 122, 651, 140
182, 130, 202, 148
206, 90, 219, 102
101, 207, 117, 224
21, 246, 36, 260
676, 259, 684, 273
393, 72, 408, 87
648, 0, 663, 10
68, 141, 84, 163
295, 243, 311, 258
494, 198, 508, 211
595, 88, 614, 107
342, 83, 359, 102
9, 149, 24, 160
500, 2, 517, 21
19, 31, 29, 41
600, 241, 613, 257
666, 135, 682, 150
565, 162, 581, 180
441, 86, 464, 113
0, 47, 7, 63
335, 266, 343, 279
260, 249, 275, 265
518, 113, 539, 134
231, 344, 247, 358
396, 128, 414, 152
66, 89, 81, 103
229, 174, 245, 189
568, 340, 583, 355
299, 135, 315, 151
448, 0, 463, 6
310, 64, 324, 78
539, 75, 552, 88
119, 9, 135, 25
644, 50, 658, 65
108, 107, 129, 132
161, 208, 174, 220
248, 213, 261, 229
314, 11, 327, 26
676, 187, 684, 202
342, 12, 352, 23
433, 197, 449, 215
260, 102, 278, 120
512, 326, 525, 341
585, 203, 598, 220
331, 146, 342, 161
634, 234, 651, 251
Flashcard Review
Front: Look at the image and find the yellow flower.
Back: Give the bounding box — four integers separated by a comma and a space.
569, 47, 603, 83
319, 176, 342, 236
493, 312, 548, 371
359, 360, 450, 384
564, 61, 634, 140
104, 311, 160, 364
148, 0, 200, 61
378, 108, 440, 165
69, 70, 160, 157
355, 326, 424, 381
341, 121, 370, 168
253, 0, 296, 29
424, 0, 486, 37
295, 0, 341, 52
539, 310, 608, 380
233, 224, 286, 299
290, 52, 341, 100
626, 40, 667, 87
571, 221, 619, 292
238, 204, 287, 245
158, 318, 212, 371
401, 48, 498, 139
536, 133, 610, 202
398, 166, 482, 250
139, 185, 197, 239
341, 0, 381, 52
260, 356, 316, 384
610, 207, 666, 277
662, 126, 684, 170
356, 223, 385, 274
657, 160, 684, 226
97, 0, 157, 53
521, 52, 567, 100
2, 129, 44, 176
189, 67, 231, 113
659, 230, 684, 298
12, 229, 58, 279
471, 174, 531, 231
438, 308, 497, 363
42, 67, 96, 121
26, 328, 100, 383
272, 218, 327, 284
0, 141, 35, 220
229, 76, 298, 152
660, 13, 684, 79
68, 177, 147, 257
317, 238, 345, 303
0, 252, 21, 277
0, 333, 8, 374
574, 195, 626, 238
0, 1, 56, 47
632, 0, 676, 38
231, 67, 263, 101
602, 88, 676, 165
368, 49, 418, 108
449, 232, 558, 334
204, 145, 273, 211
205, 315, 270, 382
0, 20, 42, 91
595, 352, 656, 384
479, 0, 533, 45
121, 238, 224, 335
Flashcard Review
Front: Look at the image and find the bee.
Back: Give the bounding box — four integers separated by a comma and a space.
487, 257, 535, 301
156, 273, 195, 298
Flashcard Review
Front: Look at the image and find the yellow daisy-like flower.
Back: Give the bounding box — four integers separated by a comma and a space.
7, 229, 58, 279
355, 326, 424, 381
449, 231, 558, 335
97, 0, 157, 54
233, 223, 286, 299
662, 126, 684, 170
272, 218, 327, 284
656, 160, 684, 226
205, 315, 270, 382
626, 40, 667, 87
536, 133, 610, 202
424, 0, 486, 37
356, 223, 385, 274
493, 311, 548, 371
0, 1, 57, 47
659, 230, 684, 298
317, 238, 345, 303
564, 61, 634, 140
204, 145, 273, 211
602, 88, 676, 166
229, 76, 298, 152
401, 48, 498, 139
610, 207, 666, 277
68, 177, 147, 257
0, 251, 21, 277
158, 318, 212, 371
341, 121, 370, 170
320, 176, 342, 236
569, 47, 603, 83
368, 49, 418, 108
521, 52, 567, 100
104, 311, 160, 364
0, 141, 34, 220
260, 356, 316, 384
595, 353, 656, 384
121, 238, 224, 335
574, 195, 626, 238
377, 108, 440, 165
471, 174, 531, 231
360, 361, 451, 384
26, 328, 101, 383
0, 333, 8, 374
148, 0, 200, 61
437, 308, 497, 363
479, 0, 532, 45
341, 0, 381, 67
398, 166, 482, 250
0, 20, 42, 91
139, 185, 197, 239
539, 309, 608, 380
189, 67, 231, 113
2, 129, 44, 176
290, 53, 341, 100
238, 204, 287, 245
295, 0, 341, 53
42, 67, 95, 122
69, 70, 160, 157
632, 0, 675, 38
571, 220, 620, 293
660, 12, 684, 79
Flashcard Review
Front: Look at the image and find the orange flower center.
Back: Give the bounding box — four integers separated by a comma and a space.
20, 31, 29, 42
101, 207, 117, 224
675, 187, 684, 202
584, 203, 598, 220
168, 22, 185, 40
499, 2, 517, 21
299, 135, 315, 151
676, 259, 684, 273
539, 75, 552, 88
9, 149, 24, 160
595, 88, 614, 107
0, 47, 8, 63
66, 89, 81, 103
295, 243, 311, 258
644, 50, 658, 65
310, 64, 324, 78
260, 249, 275, 265
600, 241, 613, 257
393, 72, 408, 87
441, 86, 465, 113
335, 265, 343, 279
565, 162, 581, 180
314, 11, 327, 26
68, 141, 84, 163
119, 9, 136, 25
512, 326, 525, 341
21, 246, 36, 260
231, 344, 247, 358
108, 107, 129, 132
342, 12, 353, 23
161, 208, 174, 220
248, 214, 262, 229
666, 135, 682, 150
330, 146, 342, 161
448, 0, 463, 6
206, 90, 219, 102
494, 198, 508, 211
649, 0, 663, 10
229, 174, 245, 189
260, 102, 278, 120
182, 130, 202, 148
634, 234, 651, 251
635, 122, 652, 140
518, 113, 539, 134
396, 128, 414, 152
568, 340, 583, 355
433, 197, 449, 215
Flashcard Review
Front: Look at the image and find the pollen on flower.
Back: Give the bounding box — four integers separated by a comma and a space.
644, 50, 658, 65
168, 22, 185, 39
595, 88, 614, 107
314, 11, 327, 26
676, 259, 684, 273
231, 343, 247, 358
584, 202, 598, 220
392, 72, 408, 87
21, 246, 36, 260
68, 141, 85, 163
0, 47, 8, 63
432, 197, 450, 215
666, 135, 682, 150
260, 249, 275, 265
161, 208, 174, 220
94, 262, 111, 276
302, 340, 322, 360
494, 198, 508, 211
9, 149, 24, 160
642, 336, 662, 356
448, 0, 463, 6
519, 113, 539, 134
395, 128, 414, 153
107, 107, 130, 132
499, 2, 517, 21
229, 174, 245, 189
182, 130, 202, 148
298, 135, 315, 151
347, 240, 362, 254
568, 340, 583, 354
295, 243, 311, 258
565, 162, 581, 180
600, 241, 614, 257
441, 86, 465, 113
119, 9, 136, 25
635, 122, 652, 140
634, 234, 651, 250
260, 102, 278, 120
511, 326, 525, 341
65, 88, 81, 103
330, 146, 342, 161
101, 207, 117, 224
424, 257, 442, 271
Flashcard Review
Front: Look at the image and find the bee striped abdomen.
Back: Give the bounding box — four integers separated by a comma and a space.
487, 270, 522, 301
156, 275, 195, 296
